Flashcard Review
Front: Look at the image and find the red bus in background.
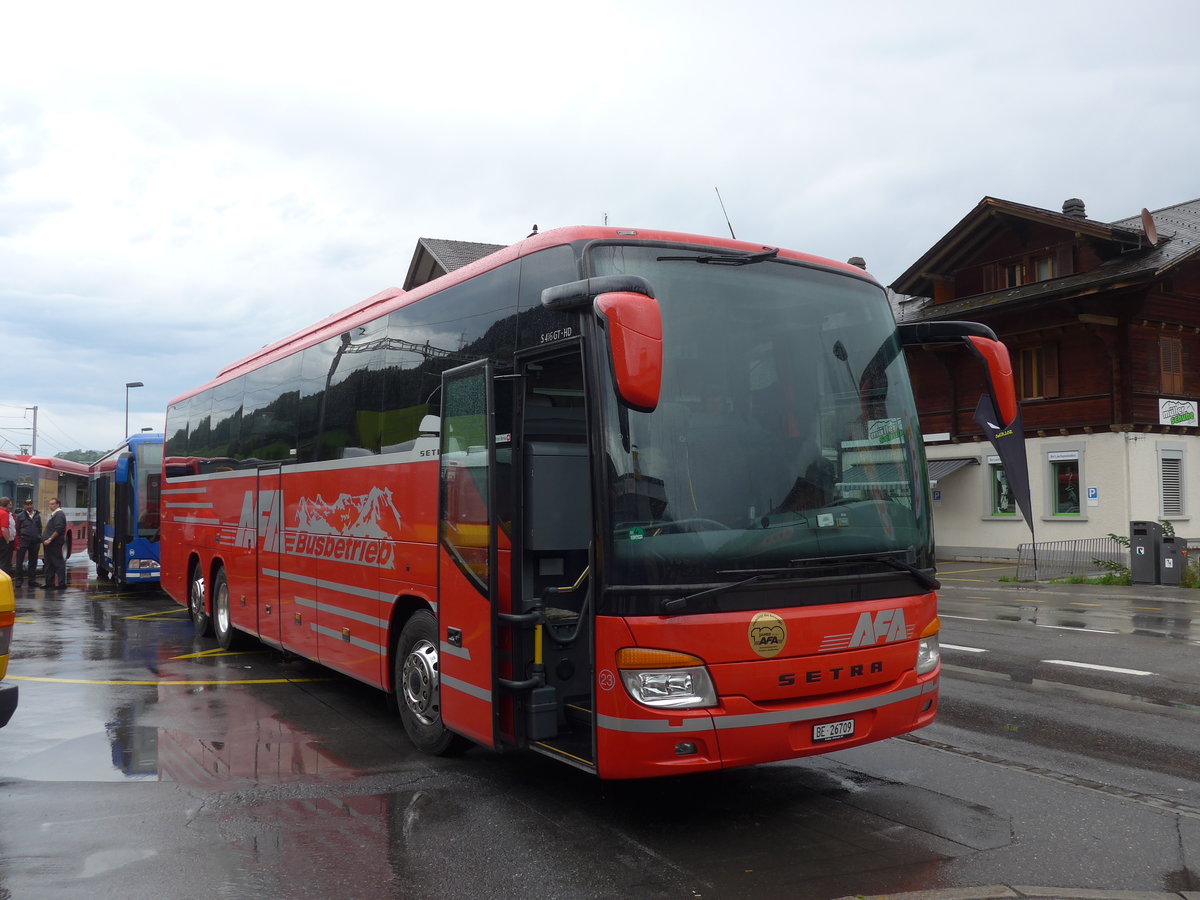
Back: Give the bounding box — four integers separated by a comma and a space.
161, 226, 1024, 779
0, 453, 90, 552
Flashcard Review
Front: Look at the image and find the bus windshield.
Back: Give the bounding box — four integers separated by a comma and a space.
590, 244, 932, 588
136, 441, 163, 540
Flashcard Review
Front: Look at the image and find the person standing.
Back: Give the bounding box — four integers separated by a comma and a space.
0, 497, 15, 577
41, 498, 68, 590
14, 499, 42, 587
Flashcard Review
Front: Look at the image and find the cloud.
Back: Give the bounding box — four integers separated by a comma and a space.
1, 0, 1198, 452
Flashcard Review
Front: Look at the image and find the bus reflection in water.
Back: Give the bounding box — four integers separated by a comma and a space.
160, 226, 1026, 779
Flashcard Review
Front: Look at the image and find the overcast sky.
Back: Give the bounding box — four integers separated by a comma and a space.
2, 0, 1198, 455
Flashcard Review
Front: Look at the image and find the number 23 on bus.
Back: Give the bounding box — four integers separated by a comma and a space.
160, 226, 1026, 779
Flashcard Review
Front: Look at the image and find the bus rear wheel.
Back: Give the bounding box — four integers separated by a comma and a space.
189, 566, 212, 637
212, 567, 237, 650
394, 610, 469, 756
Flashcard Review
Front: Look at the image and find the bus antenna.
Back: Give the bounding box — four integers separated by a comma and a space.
715, 187, 736, 240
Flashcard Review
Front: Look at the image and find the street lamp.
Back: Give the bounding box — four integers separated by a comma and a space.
124, 382, 144, 440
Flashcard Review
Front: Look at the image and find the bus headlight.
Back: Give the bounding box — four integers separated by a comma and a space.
916, 618, 941, 675
616, 648, 717, 709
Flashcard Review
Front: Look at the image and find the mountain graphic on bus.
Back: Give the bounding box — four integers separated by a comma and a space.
295, 487, 402, 539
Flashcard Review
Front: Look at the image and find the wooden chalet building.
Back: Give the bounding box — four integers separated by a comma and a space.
892, 195, 1200, 560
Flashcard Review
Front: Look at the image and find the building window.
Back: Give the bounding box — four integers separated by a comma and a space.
1049, 454, 1080, 516
989, 462, 1015, 516
1019, 343, 1060, 400
1160, 447, 1184, 518
1034, 255, 1057, 281
1003, 262, 1025, 288
1160, 336, 1183, 395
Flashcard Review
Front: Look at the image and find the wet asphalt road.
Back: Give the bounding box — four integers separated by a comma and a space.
0, 558, 1197, 899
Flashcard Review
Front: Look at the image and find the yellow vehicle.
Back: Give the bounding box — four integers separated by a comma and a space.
0, 572, 16, 728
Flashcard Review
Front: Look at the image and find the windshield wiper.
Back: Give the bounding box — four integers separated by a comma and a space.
661, 572, 773, 614
660, 564, 824, 614
656, 247, 779, 266
658, 553, 938, 615
788, 552, 940, 592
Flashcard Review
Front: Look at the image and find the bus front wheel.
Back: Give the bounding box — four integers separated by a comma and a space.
394, 610, 469, 756
189, 566, 212, 637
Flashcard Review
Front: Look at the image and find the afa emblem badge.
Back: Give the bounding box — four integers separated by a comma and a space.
749, 612, 787, 659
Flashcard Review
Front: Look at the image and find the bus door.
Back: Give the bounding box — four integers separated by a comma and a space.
112, 452, 135, 581
91, 474, 111, 575
255, 465, 285, 648
511, 346, 596, 769
437, 360, 506, 749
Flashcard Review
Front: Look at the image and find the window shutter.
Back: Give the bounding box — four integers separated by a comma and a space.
1056, 243, 1074, 277
1042, 343, 1060, 398
1160, 336, 1183, 394
1161, 453, 1184, 517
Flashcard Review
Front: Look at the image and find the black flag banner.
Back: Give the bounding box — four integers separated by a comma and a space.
973, 392, 1034, 541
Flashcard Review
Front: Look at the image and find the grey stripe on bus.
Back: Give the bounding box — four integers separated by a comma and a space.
439, 641, 471, 661
262, 568, 395, 604
310, 623, 384, 654
440, 673, 491, 703
294, 595, 387, 628
596, 682, 936, 734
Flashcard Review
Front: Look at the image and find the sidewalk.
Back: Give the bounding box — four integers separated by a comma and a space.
836, 563, 1200, 900
835, 887, 1200, 900
936, 559, 1200, 606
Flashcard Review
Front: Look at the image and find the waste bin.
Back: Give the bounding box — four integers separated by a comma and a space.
1129, 520, 1161, 584
1159, 534, 1184, 586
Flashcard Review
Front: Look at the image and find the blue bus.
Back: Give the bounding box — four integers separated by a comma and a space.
89, 433, 163, 584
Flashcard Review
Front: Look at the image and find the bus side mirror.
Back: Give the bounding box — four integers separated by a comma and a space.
594, 291, 663, 413
964, 335, 1018, 428
114, 452, 134, 485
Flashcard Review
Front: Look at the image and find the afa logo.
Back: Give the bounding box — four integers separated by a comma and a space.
749, 611, 787, 659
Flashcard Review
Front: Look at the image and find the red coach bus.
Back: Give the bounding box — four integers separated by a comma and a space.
161, 226, 1023, 779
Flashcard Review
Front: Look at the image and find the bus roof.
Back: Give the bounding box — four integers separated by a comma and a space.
0, 453, 90, 476
168, 225, 877, 407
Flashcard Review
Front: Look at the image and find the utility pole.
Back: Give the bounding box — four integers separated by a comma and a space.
25, 406, 37, 456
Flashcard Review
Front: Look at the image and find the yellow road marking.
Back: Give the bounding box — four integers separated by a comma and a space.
1131, 605, 1162, 611
1070, 602, 1102, 607
938, 565, 1018, 574
10, 675, 337, 686
170, 649, 270, 660
122, 608, 189, 620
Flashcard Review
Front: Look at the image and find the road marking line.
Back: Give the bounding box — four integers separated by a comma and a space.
123, 608, 189, 620
9, 675, 338, 686
1043, 660, 1153, 677
1131, 605, 1162, 611
941, 614, 988, 621
1035, 624, 1119, 634
1069, 602, 1103, 607
938, 565, 1017, 574
942, 644, 987, 653
170, 649, 271, 660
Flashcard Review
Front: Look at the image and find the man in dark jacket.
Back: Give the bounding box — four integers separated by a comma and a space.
41, 498, 68, 590
14, 499, 42, 586
0, 497, 14, 577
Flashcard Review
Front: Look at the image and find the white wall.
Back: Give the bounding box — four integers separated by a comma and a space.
926, 431, 1200, 560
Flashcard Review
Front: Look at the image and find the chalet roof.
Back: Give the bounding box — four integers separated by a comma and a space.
403, 237, 505, 291
892, 197, 1200, 321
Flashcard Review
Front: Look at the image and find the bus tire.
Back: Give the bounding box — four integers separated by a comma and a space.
189, 565, 212, 637
212, 567, 238, 650
395, 609, 469, 756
